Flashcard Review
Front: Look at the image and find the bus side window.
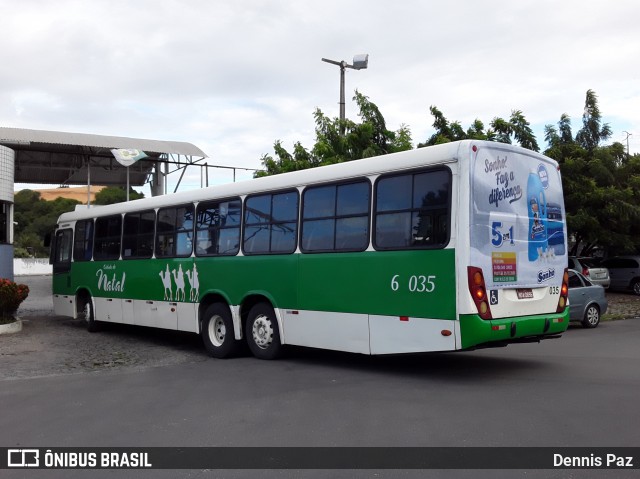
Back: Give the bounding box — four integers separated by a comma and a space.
374, 168, 451, 250
73, 219, 94, 262
301, 180, 370, 252
156, 205, 194, 258
244, 191, 298, 255
94, 215, 122, 260
53, 229, 73, 274
122, 210, 154, 259
196, 198, 241, 256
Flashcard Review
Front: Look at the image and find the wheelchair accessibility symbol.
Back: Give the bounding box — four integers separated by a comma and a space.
489, 290, 499, 306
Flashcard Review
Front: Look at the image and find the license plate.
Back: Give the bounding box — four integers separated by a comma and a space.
516, 288, 534, 299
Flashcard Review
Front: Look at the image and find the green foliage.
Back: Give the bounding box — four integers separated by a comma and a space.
419, 107, 539, 151
544, 91, 640, 256
0, 278, 29, 317
256, 91, 413, 177
13, 187, 145, 256
14, 190, 80, 256
93, 187, 144, 205
256, 87, 637, 256
575, 89, 612, 152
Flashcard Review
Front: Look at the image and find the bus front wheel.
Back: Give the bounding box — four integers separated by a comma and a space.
245, 303, 283, 360
201, 303, 239, 359
81, 296, 100, 333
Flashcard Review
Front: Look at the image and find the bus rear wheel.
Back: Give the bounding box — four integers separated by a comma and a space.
201, 303, 239, 359
245, 303, 283, 360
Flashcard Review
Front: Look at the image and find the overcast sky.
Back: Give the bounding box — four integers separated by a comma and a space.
3, 0, 639, 193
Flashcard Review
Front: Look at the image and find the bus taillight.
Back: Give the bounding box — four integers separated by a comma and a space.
467, 266, 492, 320
557, 268, 569, 313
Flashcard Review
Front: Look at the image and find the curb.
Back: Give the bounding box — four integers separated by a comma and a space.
0, 317, 22, 335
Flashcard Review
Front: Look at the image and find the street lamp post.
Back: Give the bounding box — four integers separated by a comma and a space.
322, 54, 369, 135
623, 131, 632, 160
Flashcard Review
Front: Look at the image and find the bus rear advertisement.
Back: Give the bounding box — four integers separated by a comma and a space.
51, 140, 570, 359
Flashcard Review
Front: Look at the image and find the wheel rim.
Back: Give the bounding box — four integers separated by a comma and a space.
208, 315, 226, 347
83, 302, 91, 323
586, 306, 599, 325
251, 314, 274, 350
634, 282, 640, 295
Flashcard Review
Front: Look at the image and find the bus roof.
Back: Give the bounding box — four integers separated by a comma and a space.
56, 140, 551, 223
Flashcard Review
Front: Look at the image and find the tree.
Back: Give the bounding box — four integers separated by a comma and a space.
256, 91, 413, 177
93, 187, 144, 205
419, 107, 539, 151
13, 190, 80, 256
544, 90, 640, 256
575, 89, 612, 152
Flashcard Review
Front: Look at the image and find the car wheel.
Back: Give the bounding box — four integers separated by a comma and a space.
632, 280, 640, 296
581, 304, 600, 329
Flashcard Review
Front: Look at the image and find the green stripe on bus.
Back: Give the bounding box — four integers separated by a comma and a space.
55, 248, 457, 319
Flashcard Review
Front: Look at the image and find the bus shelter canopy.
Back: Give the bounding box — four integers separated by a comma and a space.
0, 127, 207, 187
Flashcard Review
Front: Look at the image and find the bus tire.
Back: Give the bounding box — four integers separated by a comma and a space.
245, 303, 283, 360
81, 296, 100, 333
201, 303, 239, 359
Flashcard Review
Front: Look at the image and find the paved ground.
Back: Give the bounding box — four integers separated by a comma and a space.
2, 276, 640, 479
2, 275, 639, 381
2, 276, 207, 380
602, 291, 640, 318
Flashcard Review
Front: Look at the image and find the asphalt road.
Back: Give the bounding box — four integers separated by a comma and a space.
2, 276, 640, 479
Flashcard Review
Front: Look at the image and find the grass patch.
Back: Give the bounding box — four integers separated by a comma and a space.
602, 313, 628, 322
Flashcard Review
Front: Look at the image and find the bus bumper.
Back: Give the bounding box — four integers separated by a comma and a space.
458, 308, 570, 350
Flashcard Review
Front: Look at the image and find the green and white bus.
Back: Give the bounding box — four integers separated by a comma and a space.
51, 140, 570, 359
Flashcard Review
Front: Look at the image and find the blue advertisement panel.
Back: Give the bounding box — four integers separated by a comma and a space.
469, 145, 567, 290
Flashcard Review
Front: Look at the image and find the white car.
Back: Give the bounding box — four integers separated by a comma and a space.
568, 257, 610, 289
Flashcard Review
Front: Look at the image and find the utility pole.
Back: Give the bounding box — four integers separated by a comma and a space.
322, 54, 369, 135
623, 131, 632, 160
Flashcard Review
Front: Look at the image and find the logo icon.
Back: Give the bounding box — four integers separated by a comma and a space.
537, 163, 549, 189
8, 449, 39, 467
489, 290, 499, 306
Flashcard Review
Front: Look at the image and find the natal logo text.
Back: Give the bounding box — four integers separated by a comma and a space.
96, 268, 126, 292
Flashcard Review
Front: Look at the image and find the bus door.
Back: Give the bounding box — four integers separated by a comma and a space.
51, 228, 76, 317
